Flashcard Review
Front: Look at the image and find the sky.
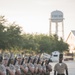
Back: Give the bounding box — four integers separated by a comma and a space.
0, 0, 75, 40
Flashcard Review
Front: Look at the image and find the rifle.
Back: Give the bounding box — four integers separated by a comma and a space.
7, 53, 12, 66
47, 59, 51, 64
41, 61, 44, 66
32, 58, 36, 64
0, 55, 3, 62
21, 52, 25, 65
6, 54, 12, 75
37, 57, 40, 64
13, 57, 17, 65
27, 56, 31, 63
45, 59, 51, 72
21, 58, 24, 65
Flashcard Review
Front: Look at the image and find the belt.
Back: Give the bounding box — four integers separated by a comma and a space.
57, 74, 65, 75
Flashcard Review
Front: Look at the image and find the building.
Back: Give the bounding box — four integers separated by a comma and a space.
66, 30, 75, 53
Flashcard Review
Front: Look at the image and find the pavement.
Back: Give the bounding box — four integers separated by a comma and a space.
50, 60, 75, 75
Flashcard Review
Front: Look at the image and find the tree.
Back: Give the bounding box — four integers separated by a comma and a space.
49, 35, 69, 53
0, 15, 69, 53
57, 38, 69, 52
6, 22, 23, 50
0, 16, 7, 50
21, 33, 39, 53
38, 35, 51, 53
0, 23, 6, 50
38, 34, 69, 53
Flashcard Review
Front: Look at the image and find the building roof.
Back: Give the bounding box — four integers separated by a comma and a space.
66, 30, 75, 42
71, 30, 75, 36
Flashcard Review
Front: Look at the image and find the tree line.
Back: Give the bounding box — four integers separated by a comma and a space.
0, 16, 69, 54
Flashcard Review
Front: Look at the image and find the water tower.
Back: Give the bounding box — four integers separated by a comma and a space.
49, 10, 64, 39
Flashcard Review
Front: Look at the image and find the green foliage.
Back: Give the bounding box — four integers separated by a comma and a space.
0, 16, 22, 50
0, 23, 6, 50
0, 16, 69, 53
6, 23, 22, 49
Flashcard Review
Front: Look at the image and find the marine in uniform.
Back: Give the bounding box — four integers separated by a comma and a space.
22, 56, 29, 74
8, 54, 16, 75
27, 56, 35, 75
42, 60, 46, 75
21, 55, 29, 75
2, 53, 9, 67
37, 58, 43, 75
34, 58, 39, 75
15, 54, 22, 75
3, 53, 16, 75
0, 55, 6, 75
54, 53, 68, 75
45, 59, 52, 75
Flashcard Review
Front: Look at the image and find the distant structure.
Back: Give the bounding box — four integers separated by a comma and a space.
49, 10, 64, 39
66, 30, 75, 53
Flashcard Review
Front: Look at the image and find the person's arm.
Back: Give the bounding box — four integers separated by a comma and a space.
20, 65, 27, 74
66, 69, 68, 75
0, 71, 5, 75
16, 70, 21, 75
6, 67, 15, 75
65, 64, 68, 75
54, 70, 56, 75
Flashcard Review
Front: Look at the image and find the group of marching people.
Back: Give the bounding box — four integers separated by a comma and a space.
0, 53, 52, 75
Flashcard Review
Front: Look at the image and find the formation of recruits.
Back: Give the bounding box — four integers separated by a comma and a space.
0, 53, 52, 75
0, 53, 69, 75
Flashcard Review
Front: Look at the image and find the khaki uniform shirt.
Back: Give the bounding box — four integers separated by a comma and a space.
22, 63, 28, 69
54, 62, 68, 74
38, 64, 43, 74
0, 64, 6, 75
15, 62, 21, 72
9, 64, 16, 73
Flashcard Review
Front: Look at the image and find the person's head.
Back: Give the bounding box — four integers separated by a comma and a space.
3, 53, 9, 66
10, 54, 15, 64
17, 54, 22, 63
3, 56, 9, 66
59, 53, 63, 63
24, 56, 28, 63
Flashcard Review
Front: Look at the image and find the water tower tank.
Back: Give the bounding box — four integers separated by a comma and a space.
51, 10, 63, 22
